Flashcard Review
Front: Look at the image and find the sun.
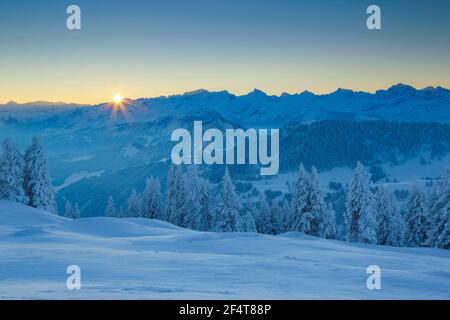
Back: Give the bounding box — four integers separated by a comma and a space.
112, 94, 124, 104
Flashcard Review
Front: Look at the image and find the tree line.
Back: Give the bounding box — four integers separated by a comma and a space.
105, 162, 449, 250
0, 137, 448, 250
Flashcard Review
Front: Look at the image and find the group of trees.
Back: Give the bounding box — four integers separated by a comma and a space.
107, 162, 449, 250
107, 164, 337, 237
1, 135, 447, 250
345, 162, 449, 249
281, 121, 450, 172
105, 166, 257, 232
0, 137, 57, 214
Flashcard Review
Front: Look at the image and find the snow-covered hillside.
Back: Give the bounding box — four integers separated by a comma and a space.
0, 201, 448, 299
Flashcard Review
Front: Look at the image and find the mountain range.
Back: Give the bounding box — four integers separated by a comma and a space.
1, 84, 450, 128
1, 83, 450, 217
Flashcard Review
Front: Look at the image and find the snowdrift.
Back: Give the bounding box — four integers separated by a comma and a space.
0, 201, 449, 299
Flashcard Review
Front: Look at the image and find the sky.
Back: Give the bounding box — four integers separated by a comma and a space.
0, 0, 449, 104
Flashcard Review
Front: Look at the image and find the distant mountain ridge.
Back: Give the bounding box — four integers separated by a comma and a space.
1, 83, 450, 127
1, 83, 450, 217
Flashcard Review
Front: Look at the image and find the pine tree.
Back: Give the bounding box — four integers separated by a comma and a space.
126, 189, 142, 218
215, 168, 243, 232
166, 165, 188, 227
256, 194, 271, 234
72, 203, 81, 219
320, 203, 338, 240
184, 166, 202, 230
141, 177, 163, 220
241, 201, 257, 232
434, 203, 449, 249
24, 136, 57, 214
310, 167, 337, 239
290, 165, 337, 238
0, 139, 28, 204
257, 195, 281, 235
268, 200, 283, 235
64, 200, 80, 219
291, 164, 311, 232
64, 200, 73, 218
345, 162, 377, 244
281, 199, 292, 233
404, 184, 429, 247
198, 179, 213, 231
105, 196, 119, 218
427, 168, 450, 249
375, 186, 404, 247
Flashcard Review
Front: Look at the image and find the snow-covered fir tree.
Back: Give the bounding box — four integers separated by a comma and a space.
166, 165, 189, 227
198, 178, 213, 231
141, 177, 163, 220
320, 202, 338, 240
64, 200, 80, 219
184, 166, 203, 230
126, 189, 142, 218
281, 199, 292, 233
257, 195, 282, 235
215, 168, 243, 232
375, 186, 404, 247
166, 165, 188, 228
241, 201, 257, 232
105, 195, 119, 218
309, 168, 337, 239
404, 184, 429, 247
345, 162, 377, 244
290, 165, 337, 239
0, 139, 28, 204
268, 200, 283, 235
427, 168, 450, 249
433, 202, 449, 249
290, 164, 311, 232
24, 136, 57, 214
256, 194, 271, 233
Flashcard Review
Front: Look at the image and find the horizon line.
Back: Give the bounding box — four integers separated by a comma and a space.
1, 82, 449, 106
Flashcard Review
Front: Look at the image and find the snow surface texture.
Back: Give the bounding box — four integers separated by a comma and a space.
0, 201, 448, 300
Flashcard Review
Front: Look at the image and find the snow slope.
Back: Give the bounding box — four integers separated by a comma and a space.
0, 201, 449, 300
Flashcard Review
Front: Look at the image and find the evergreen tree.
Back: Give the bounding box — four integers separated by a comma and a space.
320, 203, 338, 240
72, 203, 81, 219
64, 200, 80, 219
0, 139, 28, 204
375, 186, 404, 247
281, 199, 292, 233
126, 189, 142, 218
309, 168, 337, 239
184, 166, 202, 230
198, 179, 213, 231
105, 196, 119, 218
64, 200, 73, 218
290, 165, 337, 238
345, 162, 377, 244
24, 136, 57, 214
434, 203, 449, 249
427, 168, 450, 249
166, 165, 188, 227
215, 168, 243, 232
291, 164, 311, 232
241, 201, 257, 232
141, 177, 163, 220
268, 200, 283, 235
404, 185, 429, 247
256, 194, 272, 234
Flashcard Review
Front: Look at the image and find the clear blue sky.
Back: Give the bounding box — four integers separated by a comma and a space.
0, 0, 449, 103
